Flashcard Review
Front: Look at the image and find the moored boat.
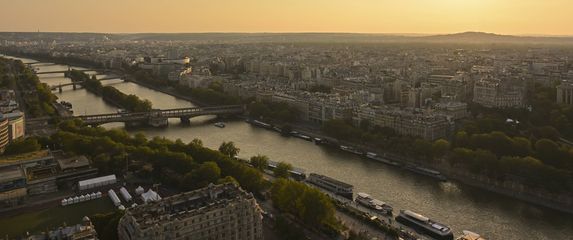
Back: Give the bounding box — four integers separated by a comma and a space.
404, 165, 447, 181
307, 173, 353, 199
250, 119, 272, 129
295, 133, 312, 141
365, 152, 402, 167
456, 230, 485, 240
355, 192, 393, 215
395, 210, 453, 240
340, 145, 364, 155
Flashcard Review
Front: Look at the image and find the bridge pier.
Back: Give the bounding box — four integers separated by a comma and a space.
148, 117, 168, 128
73, 105, 244, 128
58, 85, 63, 93
180, 117, 191, 124
72, 83, 77, 90
125, 121, 144, 128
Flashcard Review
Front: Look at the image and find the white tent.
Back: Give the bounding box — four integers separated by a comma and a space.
135, 186, 145, 195
140, 189, 161, 204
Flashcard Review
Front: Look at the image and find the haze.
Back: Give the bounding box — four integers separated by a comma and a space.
1, 0, 572, 35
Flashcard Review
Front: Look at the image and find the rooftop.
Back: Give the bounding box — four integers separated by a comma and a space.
0, 150, 51, 166
58, 155, 90, 171
0, 165, 25, 183
127, 183, 254, 229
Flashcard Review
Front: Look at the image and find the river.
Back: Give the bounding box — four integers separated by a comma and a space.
9, 55, 573, 240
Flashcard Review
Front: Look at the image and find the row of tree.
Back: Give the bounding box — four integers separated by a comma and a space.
69, 70, 152, 112
322, 118, 573, 194
52, 120, 268, 194
0, 58, 57, 117
248, 101, 300, 123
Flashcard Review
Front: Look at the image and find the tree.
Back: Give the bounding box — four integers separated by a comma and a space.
432, 139, 450, 158
298, 188, 336, 225
271, 179, 336, 228
196, 161, 221, 184
181, 161, 221, 190
219, 141, 240, 158
190, 138, 203, 147
359, 119, 371, 131
511, 137, 532, 157
471, 149, 497, 174
412, 139, 433, 160
91, 211, 124, 240
273, 161, 292, 178
534, 138, 562, 167
3, 138, 41, 155
250, 154, 269, 171
448, 148, 474, 166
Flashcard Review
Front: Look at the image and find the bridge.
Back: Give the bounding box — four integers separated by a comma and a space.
36, 69, 99, 75
49, 77, 124, 92
27, 62, 56, 66
63, 105, 245, 127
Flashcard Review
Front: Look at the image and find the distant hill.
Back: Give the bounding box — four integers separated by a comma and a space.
114, 32, 573, 44
1, 31, 573, 45
420, 31, 573, 44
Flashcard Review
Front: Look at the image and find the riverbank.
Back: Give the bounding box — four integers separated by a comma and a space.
124, 76, 211, 107
18, 53, 573, 215
19, 54, 573, 239
249, 120, 573, 215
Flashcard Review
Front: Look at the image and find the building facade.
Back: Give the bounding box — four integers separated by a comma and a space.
0, 116, 9, 152
557, 80, 573, 105
473, 78, 525, 108
354, 106, 451, 140
117, 183, 263, 240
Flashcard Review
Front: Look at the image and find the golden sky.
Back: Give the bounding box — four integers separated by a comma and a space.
0, 0, 572, 35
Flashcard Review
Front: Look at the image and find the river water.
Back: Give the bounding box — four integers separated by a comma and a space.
10, 56, 573, 240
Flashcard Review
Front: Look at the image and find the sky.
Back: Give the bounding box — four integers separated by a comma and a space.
0, 0, 572, 35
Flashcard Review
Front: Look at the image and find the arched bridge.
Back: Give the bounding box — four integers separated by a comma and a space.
65, 105, 245, 126
36, 69, 100, 75
49, 77, 124, 92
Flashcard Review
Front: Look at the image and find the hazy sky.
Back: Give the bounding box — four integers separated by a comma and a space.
1, 0, 572, 35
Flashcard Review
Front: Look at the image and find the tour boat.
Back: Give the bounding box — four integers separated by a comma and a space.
395, 210, 453, 240
307, 173, 353, 199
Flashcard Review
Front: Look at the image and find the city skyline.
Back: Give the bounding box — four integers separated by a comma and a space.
1, 0, 573, 36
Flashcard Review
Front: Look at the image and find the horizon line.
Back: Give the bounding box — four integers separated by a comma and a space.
1, 30, 573, 38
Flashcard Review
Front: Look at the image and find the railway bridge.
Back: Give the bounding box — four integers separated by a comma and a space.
35, 69, 101, 75
49, 77, 124, 92
61, 105, 245, 127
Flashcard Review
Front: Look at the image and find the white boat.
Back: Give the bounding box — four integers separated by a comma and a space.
405, 165, 447, 181
340, 145, 364, 155
214, 122, 225, 128
457, 230, 486, 240
371, 199, 394, 214
355, 192, 374, 207
366, 152, 401, 166
307, 173, 353, 199
395, 210, 453, 240
295, 134, 312, 141
355, 192, 393, 215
